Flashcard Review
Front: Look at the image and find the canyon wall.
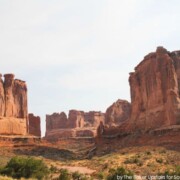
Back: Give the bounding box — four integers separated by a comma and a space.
45, 110, 105, 139
128, 47, 180, 132
45, 100, 132, 139
0, 74, 28, 135
28, 113, 41, 137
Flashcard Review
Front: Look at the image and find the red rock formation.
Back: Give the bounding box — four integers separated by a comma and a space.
68, 110, 85, 128
4, 74, 28, 118
46, 112, 68, 132
28, 113, 41, 137
105, 99, 131, 127
84, 111, 105, 127
45, 110, 105, 139
128, 47, 180, 132
0, 117, 27, 135
0, 74, 28, 135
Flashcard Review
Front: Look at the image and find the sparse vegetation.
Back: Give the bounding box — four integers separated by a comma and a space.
0, 156, 49, 180
156, 158, 163, 164
124, 156, 143, 166
59, 169, 71, 180
107, 167, 134, 180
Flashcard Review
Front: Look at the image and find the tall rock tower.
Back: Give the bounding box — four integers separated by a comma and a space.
0, 74, 28, 135
128, 47, 180, 132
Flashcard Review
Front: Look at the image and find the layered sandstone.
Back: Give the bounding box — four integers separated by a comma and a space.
105, 99, 131, 127
28, 113, 41, 137
45, 110, 105, 139
128, 47, 180, 132
0, 74, 28, 135
0, 117, 27, 135
84, 111, 105, 127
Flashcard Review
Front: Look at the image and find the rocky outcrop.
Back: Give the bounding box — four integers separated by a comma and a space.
128, 47, 180, 132
0, 74, 28, 135
84, 111, 105, 127
46, 112, 68, 132
68, 110, 84, 128
28, 113, 41, 137
45, 110, 105, 139
3, 74, 28, 118
105, 99, 131, 127
0, 117, 27, 135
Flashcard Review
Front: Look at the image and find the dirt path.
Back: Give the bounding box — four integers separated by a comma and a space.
60, 166, 95, 174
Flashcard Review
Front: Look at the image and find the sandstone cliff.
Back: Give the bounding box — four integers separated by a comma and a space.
0, 74, 28, 135
105, 99, 131, 127
45, 110, 105, 139
128, 47, 180, 132
28, 113, 41, 137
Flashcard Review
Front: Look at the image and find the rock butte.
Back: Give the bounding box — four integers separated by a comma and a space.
0, 74, 41, 136
127, 46, 180, 132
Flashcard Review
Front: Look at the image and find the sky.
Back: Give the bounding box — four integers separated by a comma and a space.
0, 0, 180, 136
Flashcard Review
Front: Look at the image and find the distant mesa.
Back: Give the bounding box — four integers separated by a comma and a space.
45, 100, 131, 139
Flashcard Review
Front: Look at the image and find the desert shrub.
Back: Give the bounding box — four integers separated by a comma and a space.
124, 157, 143, 166
59, 169, 71, 180
146, 151, 151, 155
156, 158, 163, 163
0, 156, 49, 180
50, 164, 59, 173
72, 171, 84, 180
159, 150, 166, 154
96, 171, 105, 179
107, 167, 134, 180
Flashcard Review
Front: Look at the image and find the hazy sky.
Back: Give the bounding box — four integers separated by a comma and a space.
1, 0, 180, 136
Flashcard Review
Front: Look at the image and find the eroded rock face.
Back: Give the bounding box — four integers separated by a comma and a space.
45, 110, 105, 139
0, 74, 28, 135
3, 74, 28, 118
128, 47, 180, 132
84, 111, 105, 127
46, 112, 68, 132
0, 117, 27, 135
105, 99, 131, 127
68, 110, 84, 128
28, 113, 41, 137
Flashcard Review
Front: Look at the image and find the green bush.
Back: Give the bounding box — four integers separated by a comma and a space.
107, 167, 134, 180
59, 169, 71, 180
96, 171, 105, 179
72, 171, 84, 180
0, 156, 49, 180
124, 157, 143, 166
